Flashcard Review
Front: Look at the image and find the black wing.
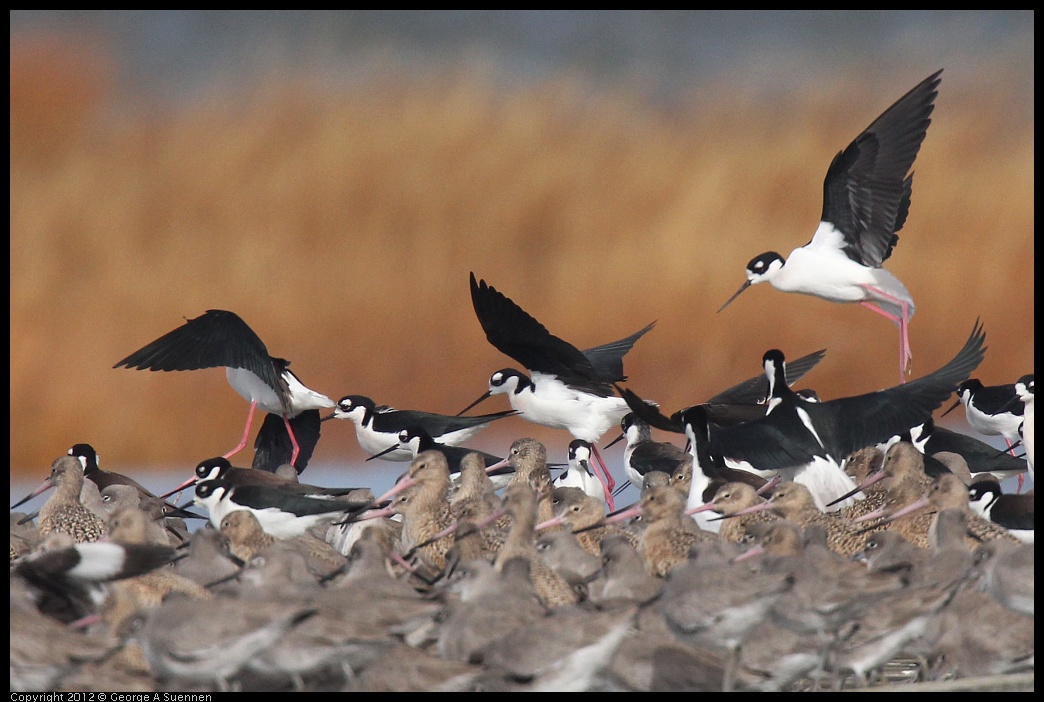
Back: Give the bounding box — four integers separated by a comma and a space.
820, 69, 942, 268
822, 318, 985, 458
581, 321, 656, 382
470, 273, 594, 378
114, 309, 283, 394
706, 348, 828, 405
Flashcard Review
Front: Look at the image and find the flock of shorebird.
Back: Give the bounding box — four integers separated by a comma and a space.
11, 68, 1034, 692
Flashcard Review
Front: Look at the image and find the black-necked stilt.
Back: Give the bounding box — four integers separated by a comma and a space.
324, 394, 516, 461
1010, 374, 1034, 480
162, 455, 371, 503
967, 476, 1034, 543
552, 439, 608, 505
621, 318, 985, 512
366, 425, 513, 486
461, 272, 655, 497
13, 537, 179, 625
113, 309, 334, 467
191, 476, 367, 539
942, 378, 1024, 450
913, 419, 1027, 483
604, 412, 691, 497
718, 70, 943, 385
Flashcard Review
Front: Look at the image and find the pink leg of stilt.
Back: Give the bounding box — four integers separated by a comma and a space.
224, 400, 258, 459
591, 443, 616, 492
859, 286, 913, 384
282, 414, 301, 468
589, 444, 617, 511
1006, 438, 1026, 493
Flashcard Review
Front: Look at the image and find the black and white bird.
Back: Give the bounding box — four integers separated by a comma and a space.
366, 425, 514, 488
967, 477, 1034, 544
191, 476, 368, 539
113, 309, 334, 467
459, 272, 655, 500
943, 378, 1024, 451
162, 456, 371, 504
13, 539, 178, 624
553, 439, 609, 504
718, 70, 943, 384
603, 347, 828, 497
1010, 374, 1034, 481
324, 394, 516, 461
618, 318, 986, 512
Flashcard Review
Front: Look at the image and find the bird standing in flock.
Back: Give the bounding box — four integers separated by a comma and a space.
12, 69, 1034, 692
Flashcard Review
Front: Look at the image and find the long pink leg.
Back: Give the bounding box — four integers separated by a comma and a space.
224, 400, 258, 459
1005, 438, 1026, 493
589, 444, 617, 511
590, 443, 616, 492
282, 414, 301, 467
859, 285, 912, 384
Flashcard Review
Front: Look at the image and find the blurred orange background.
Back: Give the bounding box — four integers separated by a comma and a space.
10, 17, 1033, 479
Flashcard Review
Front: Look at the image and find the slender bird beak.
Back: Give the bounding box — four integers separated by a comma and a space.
825, 469, 887, 507
366, 443, 402, 462
707, 500, 774, 522
10, 478, 54, 509
940, 397, 962, 418
456, 390, 492, 417
574, 499, 641, 534
320, 413, 337, 423
159, 475, 197, 501
717, 279, 752, 313
603, 432, 625, 450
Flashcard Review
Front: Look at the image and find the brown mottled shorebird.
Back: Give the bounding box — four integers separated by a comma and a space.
495, 481, 579, 607
835, 441, 932, 526
691, 481, 779, 544
639, 469, 673, 494
103, 489, 180, 546
865, 471, 1022, 551
393, 450, 457, 574
222, 508, 348, 581
536, 485, 615, 556
502, 437, 557, 522
99, 483, 196, 546
10, 512, 40, 560
606, 484, 716, 577
449, 450, 503, 525
34, 456, 108, 543
668, 459, 692, 497
724, 481, 871, 557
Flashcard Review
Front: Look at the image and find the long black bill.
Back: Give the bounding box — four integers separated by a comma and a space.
456, 390, 492, 417
717, 279, 752, 313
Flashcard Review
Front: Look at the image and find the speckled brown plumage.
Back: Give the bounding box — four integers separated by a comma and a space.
926, 472, 1022, 548
219, 510, 276, 562
634, 485, 716, 577
757, 481, 872, 558
396, 450, 456, 573
705, 482, 780, 545
37, 456, 108, 544
495, 481, 580, 608
842, 441, 932, 527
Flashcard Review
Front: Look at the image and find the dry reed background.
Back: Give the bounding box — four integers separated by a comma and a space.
10, 29, 1034, 480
